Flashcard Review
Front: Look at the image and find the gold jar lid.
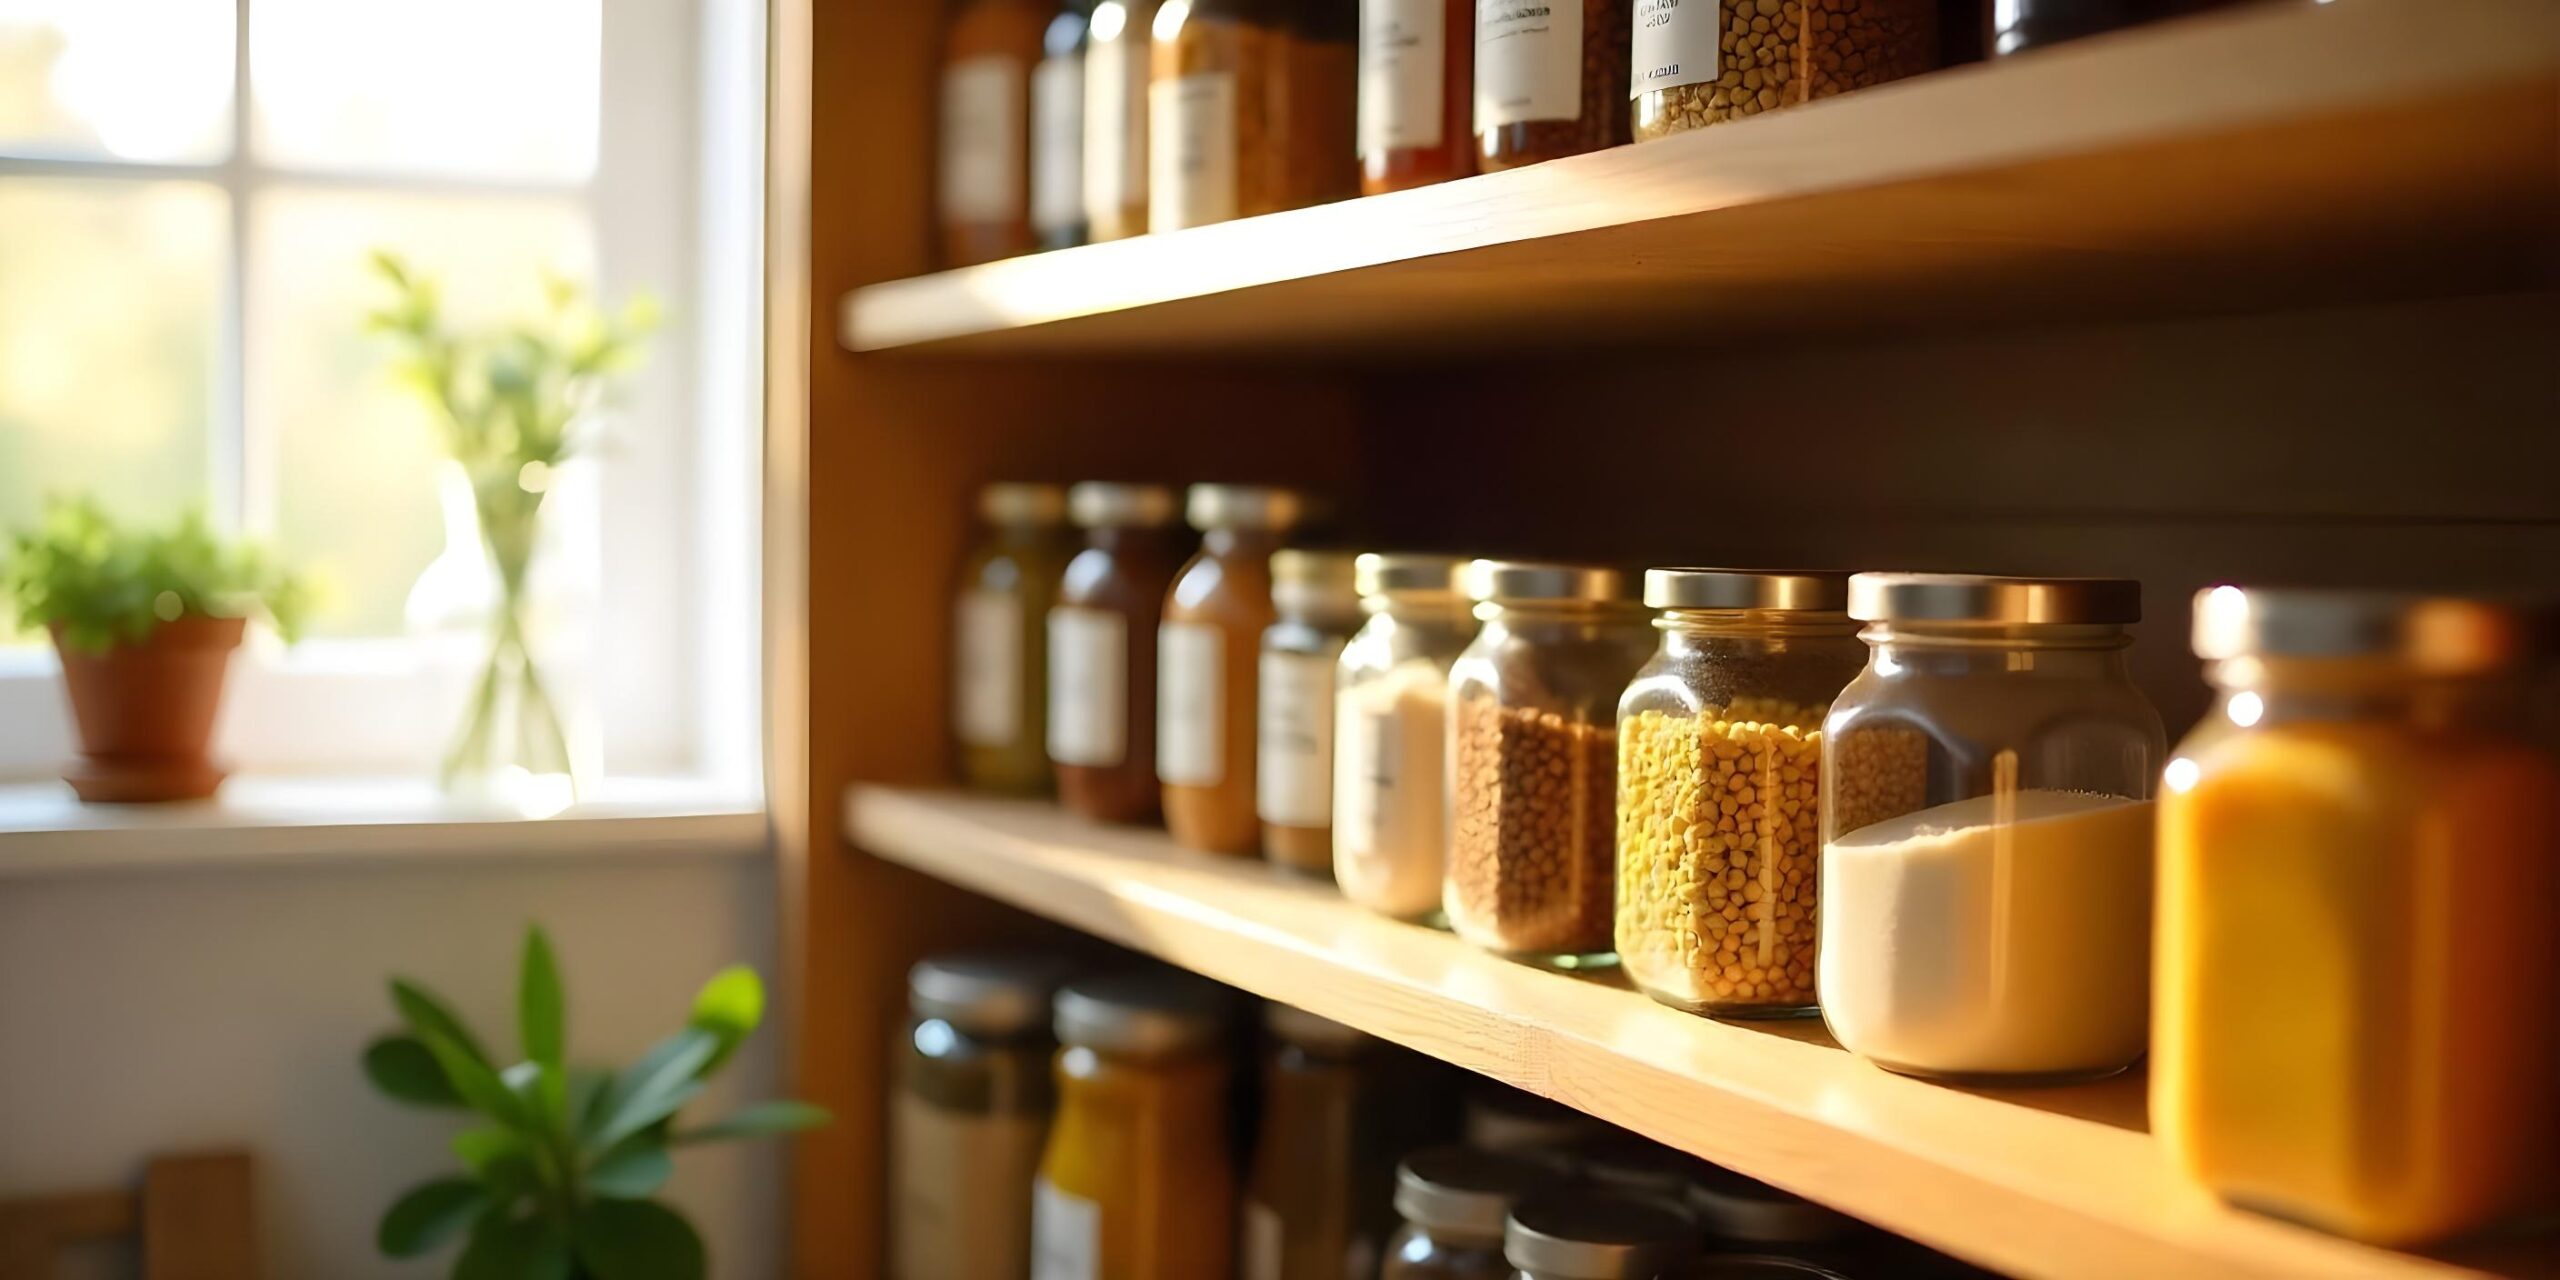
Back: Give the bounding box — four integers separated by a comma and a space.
1463, 559, 1640, 605
1271, 548, 1360, 616
2191, 585, 2546, 674
1848, 572, 2140, 625
1355, 551, 1465, 598
1067, 481, 1179, 528
1185, 484, 1312, 532
1644, 568, 1848, 612
977, 482, 1066, 526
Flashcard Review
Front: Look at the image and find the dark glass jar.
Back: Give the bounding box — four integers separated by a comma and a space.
1383, 1146, 1560, 1280
1242, 1004, 1400, 1280
1277, 0, 1362, 208
954, 483, 1071, 795
1051, 482, 1185, 824
1473, 0, 1627, 170
1991, 0, 2247, 57
892, 953, 1071, 1280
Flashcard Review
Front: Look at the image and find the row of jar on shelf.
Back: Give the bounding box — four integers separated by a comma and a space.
936, 0, 2263, 263
951, 480, 2560, 1251
898, 953, 1984, 1280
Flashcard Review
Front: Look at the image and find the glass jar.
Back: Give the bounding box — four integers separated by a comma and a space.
1034, 970, 1238, 1278
954, 483, 1070, 794
1463, 1084, 1606, 1161
1616, 570, 1862, 1019
1084, 0, 1158, 240
1052, 483, 1186, 824
1335, 553, 1474, 920
1161, 485, 1312, 854
1034, 0, 1091, 249
1631, 0, 1935, 141
892, 953, 1072, 1280
2155, 588, 2560, 1247
1817, 573, 2164, 1084
942, 0, 1048, 265
1358, 0, 1473, 192
1383, 1146, 1561, 1280
1242, 1004, 1396, 1280
1261, 549, 1363, 876
1473, 0, 1627, 171
1990, 0, 2248, 57
1447, 561, 1655, 969
1504, 1192, 1698, 1280
1563, 1135, 1701, 1206
1276, 0, 1362, 208
1684, 1163, 1857, 1256
1150, 0, 1285, 230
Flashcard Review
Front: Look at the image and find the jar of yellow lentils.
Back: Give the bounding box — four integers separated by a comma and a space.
1614, 569, 1860, 1019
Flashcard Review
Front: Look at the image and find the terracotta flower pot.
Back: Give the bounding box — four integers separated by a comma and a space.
52, 615, 247, 803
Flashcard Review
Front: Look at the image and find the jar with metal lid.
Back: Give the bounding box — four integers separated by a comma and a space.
1563, 1135, 1701, 1205
1160, 485, 1314, 854
2156, 588, 2560, 1247
1242, 1004, 1397, 1280
1034, 969, 1239, 1278
1463, 1084, 1607, 1161
1990, 0, 2249, 57
1335, 553, 1475, 921
1447, 561, 1654, 969
1051, 482, 1187, 824
955, 483, 1071, 795
1504, 1192, 1698, 1280
1631, 0, 1936, 142
1260, 549, 1363, 876
1683, 1163, 1857, 1256
1383, 1146, 1561, 1280
1818, 573, 2164, 1084
1616, 569, 1862, 1019
893, 953, 1073, 1280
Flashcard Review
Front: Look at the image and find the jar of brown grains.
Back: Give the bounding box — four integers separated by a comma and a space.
1613, 569, 1862, 1020
1445, 560, 1654, 969
1630, 0, 1937, 143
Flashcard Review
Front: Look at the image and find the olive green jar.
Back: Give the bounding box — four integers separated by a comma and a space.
954, 483, 1073, 793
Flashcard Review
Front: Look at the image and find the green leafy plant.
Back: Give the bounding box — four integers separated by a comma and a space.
3, 497, 306, 654
364, 926, 827, 1279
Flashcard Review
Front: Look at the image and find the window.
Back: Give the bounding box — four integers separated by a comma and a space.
0, 0, 765, 790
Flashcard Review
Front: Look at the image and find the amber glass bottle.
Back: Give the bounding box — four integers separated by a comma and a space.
1051, 483, 1186, 824
941, 0, 1050, 264
1357, 0, 1471, 192
1159, 485, 1312, 855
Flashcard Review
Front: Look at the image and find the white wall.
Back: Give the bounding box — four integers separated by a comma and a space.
0, 847, 784, 1280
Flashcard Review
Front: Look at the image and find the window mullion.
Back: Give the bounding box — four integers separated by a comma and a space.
215, 0, 256, 536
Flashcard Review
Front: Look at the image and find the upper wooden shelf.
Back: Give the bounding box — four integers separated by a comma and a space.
838, 0, 2559, 358
844, 785, 2558, 1280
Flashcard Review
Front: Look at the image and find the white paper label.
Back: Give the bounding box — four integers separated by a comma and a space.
955, 589, 1022, 747
940, 56, 1023, 223
1332, 703, 1399, 858
1032, 54, 1085, 235
1258, 649, 1336, 827
1158, 621, 1225, 785
1240, 1199, 1285, 1280
1148, 71, 1238, 232
1030, 1179, 1101, 1280
891, 1095, 1046, 1280
1475, 0, 1582, 129
1083, 23, 1149, 222
1631, 0, 1716, 95
1048, 607, 1127, 767
1359, 0, 1446, 154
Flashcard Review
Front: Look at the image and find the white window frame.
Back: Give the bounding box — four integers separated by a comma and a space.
0, 0, 765, 794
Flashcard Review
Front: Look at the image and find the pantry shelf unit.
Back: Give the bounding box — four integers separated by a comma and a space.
837, 0, 2560, 358
841, 783, 2557, 1280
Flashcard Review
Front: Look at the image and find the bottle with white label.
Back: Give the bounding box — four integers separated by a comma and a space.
893, 953, 1072, 1280
1473, 0, 1628, 170
1052, 483, 1186, 824
1147, 0, 1280, 231
1035, 970, 1238, 1279
1358, 0, 1472, 192
1033, 0, 1091, 248
941, 0, 1049, 264
1332, 553, 1473, 921
954, 483, 1071, 794
1161, 484, 1314, 855
1082, 0, 1158, 240
1258, 549, 1361, 876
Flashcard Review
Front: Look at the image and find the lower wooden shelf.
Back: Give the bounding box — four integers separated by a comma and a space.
842, 785, 2552, 1280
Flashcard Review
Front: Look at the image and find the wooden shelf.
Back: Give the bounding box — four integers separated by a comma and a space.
838, 0, 2559, 357
843, 784, 2557, 1280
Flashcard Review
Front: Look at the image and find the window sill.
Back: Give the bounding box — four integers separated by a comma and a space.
0, 776, 766, 878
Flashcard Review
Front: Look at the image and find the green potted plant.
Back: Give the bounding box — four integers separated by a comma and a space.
363, 926, 827, 1279
2, 498, 306, 802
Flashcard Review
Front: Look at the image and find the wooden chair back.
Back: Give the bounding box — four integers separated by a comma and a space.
0, 1152, 256, 1280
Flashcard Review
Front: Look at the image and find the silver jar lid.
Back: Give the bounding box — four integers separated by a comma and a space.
978, 482, 1067, 526
1394, 1146, 1558, 1243
1567, 1136, 1703, 1203
1068, 481, 1179, 529
1053, 969, 1232, 1057
1264, 1001, 1366, 1053
908, 952, 1073, 1037
1466, 1086, 1606, 1156
1271, 548, 1361, 616
1186, 484, 1312, 532
1505, 1193, 1698, 1279
1847, 572, 2140, 625
1644, 569, 1849, 612
1356, 551, 1465, 599
1463, 560, 1640, 605
1687, 1164, 1858, 1246
2191, 585, 2545, 674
